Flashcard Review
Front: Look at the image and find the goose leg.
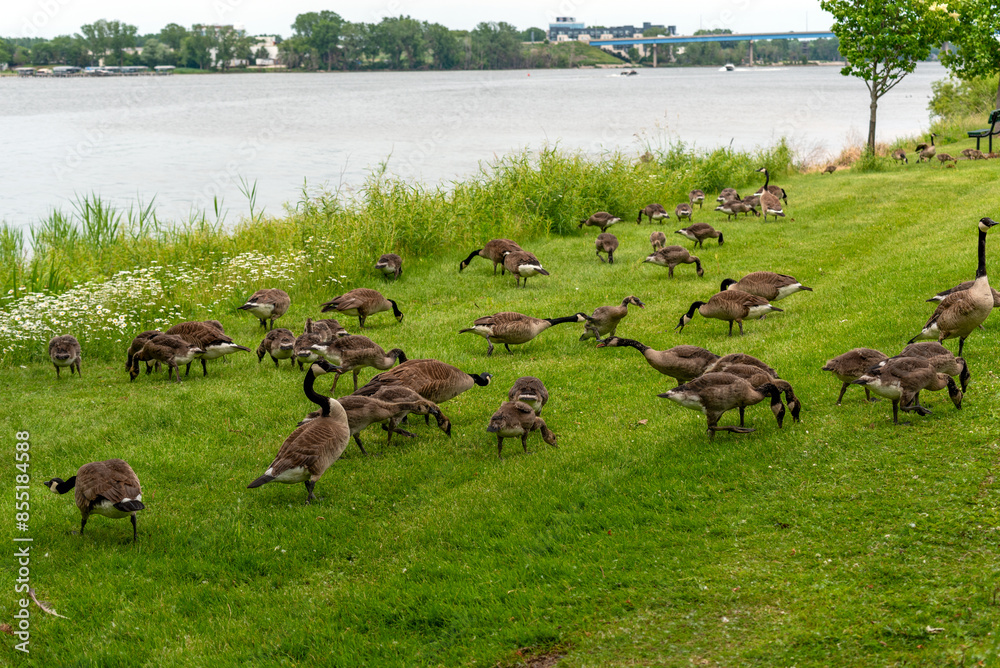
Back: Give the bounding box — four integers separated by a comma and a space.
185, 362, 192, 376
55, 365, 60, 378
738, 406, 746, 428
353, 370, 360, 392
201, 358, 208, 376
957, 337, 966, 357
864, 387, 876, 403
497, 435, 504, 458
521, 433, 530, 453
504, 343, 513, 354
668, 266, 675, 278
272, 356, 279, 368
80, 514, 88, 536
330, 372, 341, 393
173, 363, 181, 383
727, 321, 734, 336
486, 338, 495, 357
358, 315, 366, 329
835, 382, 849, 405
353, 434, 368, 455
737, 320, 745, 336
609, 250, 614, 264
304, 480, 318, 504
597, 249, 606, 263
131, 515, 138, 542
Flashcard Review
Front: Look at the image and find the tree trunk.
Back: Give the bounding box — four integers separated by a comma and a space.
867, 90, 878, 155
995, 71, 1000, 111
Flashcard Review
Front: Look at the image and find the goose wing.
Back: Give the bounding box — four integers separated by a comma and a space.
76, 460, 141, 506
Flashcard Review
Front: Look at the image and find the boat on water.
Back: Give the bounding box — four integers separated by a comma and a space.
724, 63, 735, 71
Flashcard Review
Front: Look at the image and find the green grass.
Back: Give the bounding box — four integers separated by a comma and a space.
2, 149, 1000, 666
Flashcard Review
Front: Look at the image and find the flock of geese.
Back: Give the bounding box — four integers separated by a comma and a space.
39, 169, 998, 540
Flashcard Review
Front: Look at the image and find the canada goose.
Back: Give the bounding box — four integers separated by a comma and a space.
257, 328, 297, 368
741, 195, 761, 211
851, 356, 962, 424
311, 318, 349, 338
714, 200, 740, 221
717, 188, 741, 202
821, 347, 889, 404
248, 360, 350, 504
712, 363, 802, 422
311, 334, 407, 392
579, 211, 621, 231
595, 233, 619, 264
961, 148, 985, 160
675, 203, 694, 222
689, 189, 706, 209
658, 373, 785, 440
676, 223, 723, 248
320, 288, 403, 329
915, 133, 936, 154
48, 334, 81, 378
166, 321, 251, 376
371, 385, 452, 440
596, 337, 719, 385
822, 164, 836, 174
896, 341, 971, 393
375, 253, 402, 279
676, 289, 782, 336
502, 250, 550, 288
643, 246, 704, 278
459, 239, 522, 274
937, 153, 958, 166
720, 271, 812, 301
125, 330, 162, 375
487, 401, 557, 458
908, 217, 998, 356
45, 459, 145, 541
355, 359, 492, 406
637, 204, 669, 224
926, 281, 1000, 307
705, 352, 778, 378
328, 395, 443, 454
580, 296, 644, 341
918, 135, 937, 162
238, 288, 290, 331
891, 148, 908, 164
755, 168, 785, 221
293, 319, 328, 369
130, 334, 203, 382
508, 376, 549, 414
650, 231, 667, 251
460, 311, 591, 356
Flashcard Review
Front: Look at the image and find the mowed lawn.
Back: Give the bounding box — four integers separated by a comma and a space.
2, 157, 999, 666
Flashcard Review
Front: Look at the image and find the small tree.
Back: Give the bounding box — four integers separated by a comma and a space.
938, 0, 1000, 108
821, 0, 950, 153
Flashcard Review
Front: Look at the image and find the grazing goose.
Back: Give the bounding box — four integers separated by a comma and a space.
821, 348, 889, 404
257, 328, 297, 368
937, 153, 958, 166
915, 133, 936, 159
311, 318, 349, 338
741, 195, 761, 213
643, 246, 704, 278
705, 353, 778, 378
822, 164, 837, 174
717, 188, 741, 202
658, 373, 785, 440
896, 341, 971, 393
130, 334, 203, 382
851, 356, 962, 425
961, 148, 986, 160
675, 202, 694, 222
375, 253, 402, 279
676, 223, 723, 248
327, 395, 443, 454
713, 363, 802, 423
755, 168, 785, 221
508, 376, 549, 414
714, 200, 740, 221
675, 289, 782, 336
908, 217, 998, 356
650, 231, 667, 251
460, 311, 591, 356
311, 334, 407, 392
354, 359, 492, 406
596, 337, 719, 385
487, 401, 557, 458
689, 189, 706, 209
579, 211, 621, 231
45, 459, 145, 541
502, 250, 550, 288
248, 360, 350, 504
595, 233, 619, 264
125, 330, 162, 376
48, 334, 81, 378
926, 281, 1000, 307
293, 319, 328, 370
166, 321, 251, 376
720, 271, 812, 301
891, 148, 908, 164
580, 296, 644, 341
320, 288, 403, 329
637, 204, 669, 224
754, 173, 788, 204
238, 288, 290, 331
459, 239, 522, 274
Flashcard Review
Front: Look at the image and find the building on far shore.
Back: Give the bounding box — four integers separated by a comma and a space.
547, 17, 675, 59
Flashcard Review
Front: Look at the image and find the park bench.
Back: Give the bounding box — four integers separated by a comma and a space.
967, 109, 1000, 153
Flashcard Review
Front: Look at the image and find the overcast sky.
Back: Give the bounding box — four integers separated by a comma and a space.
8, 1, 834, 40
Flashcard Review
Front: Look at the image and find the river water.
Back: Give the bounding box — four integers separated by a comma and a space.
1, 63, 945, 229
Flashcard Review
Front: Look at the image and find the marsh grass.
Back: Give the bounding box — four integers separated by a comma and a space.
2, 144, 999, 666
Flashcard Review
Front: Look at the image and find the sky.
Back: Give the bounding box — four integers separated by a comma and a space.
8, 0, 834, 40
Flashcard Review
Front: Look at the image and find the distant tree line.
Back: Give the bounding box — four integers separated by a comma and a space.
0, 14, 845, 71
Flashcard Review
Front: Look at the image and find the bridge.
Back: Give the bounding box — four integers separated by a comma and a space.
589, 31, 836, 66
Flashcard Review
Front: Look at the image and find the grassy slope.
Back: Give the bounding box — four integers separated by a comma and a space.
2, 156, 999, 667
